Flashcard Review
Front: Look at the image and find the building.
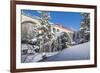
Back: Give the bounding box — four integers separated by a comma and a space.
51, 24, 74, 43
21, 13, 41, 40
21, 14, 74, 41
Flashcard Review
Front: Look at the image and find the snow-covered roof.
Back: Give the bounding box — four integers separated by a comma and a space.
22, 13, 41, 21
52, 24, 74, 33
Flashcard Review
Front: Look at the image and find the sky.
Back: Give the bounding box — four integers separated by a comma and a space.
21, 9, 82, 31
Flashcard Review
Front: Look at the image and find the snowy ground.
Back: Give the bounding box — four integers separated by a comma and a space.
21, 42, 90, 63
40, 42, 90, 62
21, 52, 59, 63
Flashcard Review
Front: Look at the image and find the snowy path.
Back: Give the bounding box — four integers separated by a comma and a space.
40, 42, 90, 62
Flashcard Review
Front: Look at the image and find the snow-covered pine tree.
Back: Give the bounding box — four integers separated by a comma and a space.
37, 11, 53, 53
80, 13, 90, 43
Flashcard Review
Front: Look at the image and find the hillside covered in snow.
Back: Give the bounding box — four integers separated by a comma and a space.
40, 42, 90, 62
